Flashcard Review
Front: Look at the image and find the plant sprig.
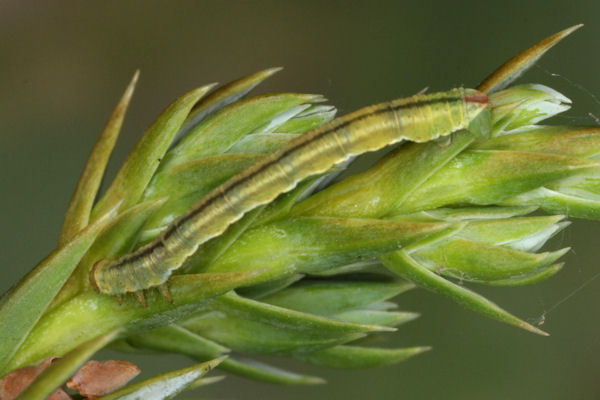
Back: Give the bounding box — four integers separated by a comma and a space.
1, 24, 594, 400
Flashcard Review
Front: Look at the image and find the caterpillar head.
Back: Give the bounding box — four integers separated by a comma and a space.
89, 259, 108, 293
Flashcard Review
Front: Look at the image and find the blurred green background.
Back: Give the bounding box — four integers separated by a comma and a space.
1, 1, 600, 399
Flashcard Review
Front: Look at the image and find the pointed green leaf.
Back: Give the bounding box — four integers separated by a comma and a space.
125, 325, 323, 385
251, 104, 313, 134
16, 331, 119, 400
380, 250, 548, 335
161, 93, 324, 170
97, 358, 225, 400
185, 375, 225, 390
398, 150, 598, 214
92, 84, 215, 218
309, 260, 384, 277
181, 67, 283, 136
489, 84, 571, 131
457, 215, 568, 251
202, 217, 453, 278
295, 345, 431, 369
217, 357, 324, 385
415, 206, 538, 221
126, 325, 229, 360
476, 126, 600, 158
391, 213, 565, 252
60, 71, 139, 245
260, 277, 413, 316
477, 24, 583, 93
237, 274, 305, 299
180, 292, 391, 355
0, 206, 118, 375
486, 263, 564, 286
413, 237, 568, 281
227, 132, 300, 154
548, 169, 600, 197
509, 167, 600, 219
333, 309, 420, 327
276, 104, 337, 134
503, 186, 600, 220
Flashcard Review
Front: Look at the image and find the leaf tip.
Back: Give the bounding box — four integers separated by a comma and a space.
306, 376, 327, 384
478, 25, 583, 93
413, 346, 432, 355
521, 321, 550, 336
129, 69, 140, 91
264, 66, 284, 76
559, 23, 584, 37
207, 355, 228, 370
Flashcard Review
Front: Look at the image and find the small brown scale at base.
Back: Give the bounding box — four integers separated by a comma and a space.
0, 358, 141, 400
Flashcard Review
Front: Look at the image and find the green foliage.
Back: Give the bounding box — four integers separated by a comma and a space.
1, 25, 595, 399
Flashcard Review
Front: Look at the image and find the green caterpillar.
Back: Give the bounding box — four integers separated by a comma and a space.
90, 88, 490, 304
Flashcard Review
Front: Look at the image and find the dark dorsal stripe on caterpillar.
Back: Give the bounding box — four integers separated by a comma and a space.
90, 88, 490, 301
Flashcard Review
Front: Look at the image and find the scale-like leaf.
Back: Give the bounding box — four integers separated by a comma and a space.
380, 250, 547, 336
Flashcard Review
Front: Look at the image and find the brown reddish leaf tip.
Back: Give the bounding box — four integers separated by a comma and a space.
0, 357, 71, 400
66, 360, 141, 399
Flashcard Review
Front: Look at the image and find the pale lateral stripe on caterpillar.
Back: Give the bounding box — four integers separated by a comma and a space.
90, 88, 490, 300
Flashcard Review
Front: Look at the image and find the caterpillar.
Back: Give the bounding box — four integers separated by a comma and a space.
90, 88, 490, 304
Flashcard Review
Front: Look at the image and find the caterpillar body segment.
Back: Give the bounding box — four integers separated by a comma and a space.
90, 88, 490, 299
